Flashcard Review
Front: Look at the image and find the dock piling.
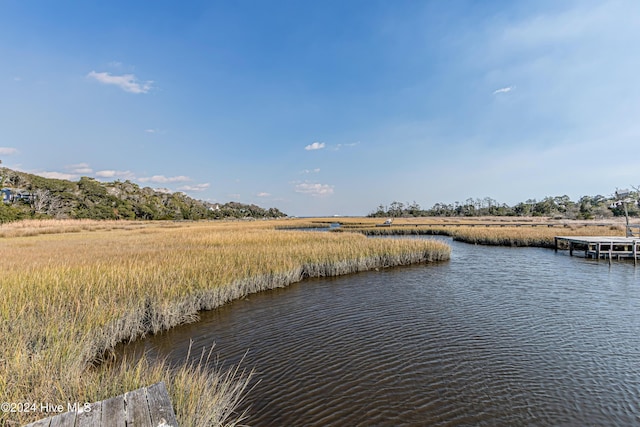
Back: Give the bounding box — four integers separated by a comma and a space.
555, 236, 639, 266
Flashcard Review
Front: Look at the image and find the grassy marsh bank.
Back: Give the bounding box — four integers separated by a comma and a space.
308, 217, 628, 248
447, 225, 625, 247
1, 219, 449, 426
0, 218, 153, 237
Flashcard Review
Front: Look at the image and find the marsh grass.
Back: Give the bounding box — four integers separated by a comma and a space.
90, 344, 254, 427
0, 219, 156, 238
327, 220, 627, 248
451, 225, 626, 247
332, 226, 450, 236
1, 219, 449, 426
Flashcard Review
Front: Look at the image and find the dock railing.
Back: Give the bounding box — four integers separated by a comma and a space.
627, 224, 640, 238
555, 236, 639, 266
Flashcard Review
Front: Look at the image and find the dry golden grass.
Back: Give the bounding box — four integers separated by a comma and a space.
0, 219, 449, 426
323, 217, 628, 248
93, 345, 254, 427
0, 218, 158, 238
448, 225, 625, 247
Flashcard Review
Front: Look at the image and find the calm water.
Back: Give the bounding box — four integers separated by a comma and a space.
120, 238, 640, 426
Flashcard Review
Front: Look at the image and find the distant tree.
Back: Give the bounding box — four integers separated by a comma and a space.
0, 203, 28, 223
388, 201, 405, 217
406, 201, 423, 217
32, 189, 65, 218
577, 195, 593, 219
368, 204, 388, 217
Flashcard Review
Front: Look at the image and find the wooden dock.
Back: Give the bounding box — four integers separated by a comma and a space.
555, 236, 640, 265
23, 382, 178, 427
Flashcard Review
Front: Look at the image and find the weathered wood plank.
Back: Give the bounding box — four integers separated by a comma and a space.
21, 383, 179, 427
101, 395, 125, 427
48, 410, 76, 427
23, 417, 52, 427
75, 401, 102, 427
146, 382, 178, 427
124, 387, 153, 427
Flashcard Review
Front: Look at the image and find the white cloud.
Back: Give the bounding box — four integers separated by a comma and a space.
301, 168, 321, 174
333, 142, 360, 151
139, 175, 191, 183
295, 182, 334, 196
95, 170, 136, 179
145, 129, 156, 133
0, 147, 19, 155
493, 86, 514, 94
178, 183, 210, 192
257, 192, 271, 197
66, 163, 93, 174
305, 142, 325, 151
87, 71, 153, 94
38, 171, 79, 180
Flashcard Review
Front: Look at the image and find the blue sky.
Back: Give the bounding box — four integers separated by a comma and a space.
1, 0, 639, 216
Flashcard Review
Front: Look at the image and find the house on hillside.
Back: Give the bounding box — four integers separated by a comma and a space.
1, 188, 13, 203
1, 188, 35, 204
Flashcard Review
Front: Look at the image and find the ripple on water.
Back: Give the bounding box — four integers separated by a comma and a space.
118, 239, 640, 426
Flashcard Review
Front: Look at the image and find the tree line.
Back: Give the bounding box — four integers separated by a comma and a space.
368, 194, 640, 220
0, 167, 286, 223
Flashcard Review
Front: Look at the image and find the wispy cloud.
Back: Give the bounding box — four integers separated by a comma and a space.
87, 71, 153, 94
0, 147, 19, 155
493, 86, 514, 95
65, 163, 93, 174
95, 170, 136, 179
38, 171, 79, 180
301, 168, 321, 174
257, 192, 271, 197
333, 142, 360, 151
178, 183, 210, 192
305, 142, 325, 151
139, 175, 190, 183
295, 182, 334, 196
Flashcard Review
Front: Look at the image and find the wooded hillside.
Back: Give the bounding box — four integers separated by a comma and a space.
0, 167, 286, 222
